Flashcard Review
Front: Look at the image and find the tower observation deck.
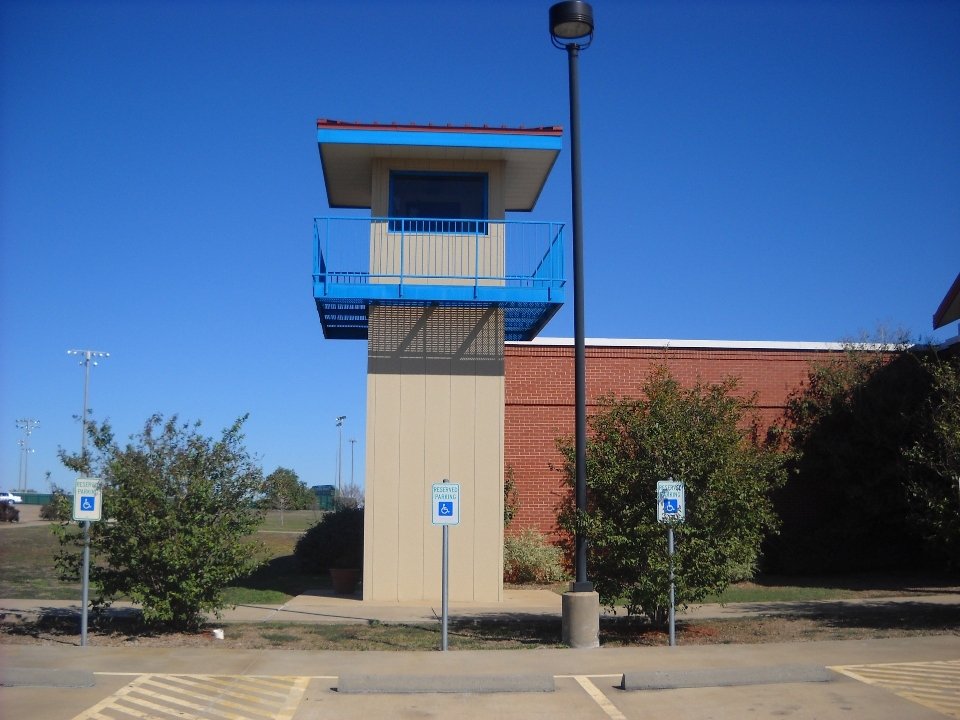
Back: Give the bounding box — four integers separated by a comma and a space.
313, 120, 566, 341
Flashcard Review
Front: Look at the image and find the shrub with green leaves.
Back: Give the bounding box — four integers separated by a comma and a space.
558, 365, 787, 623
294, 506, 363, 572
55, 414, 265, 631
40, 486, 72, 521
503, 528, 566, 584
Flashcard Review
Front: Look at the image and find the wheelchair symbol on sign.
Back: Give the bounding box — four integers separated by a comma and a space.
662, 498, 679, 515
438, 501, 453, 516
80, 496, 96, 512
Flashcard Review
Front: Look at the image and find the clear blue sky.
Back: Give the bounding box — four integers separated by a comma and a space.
2, 0, 958, 494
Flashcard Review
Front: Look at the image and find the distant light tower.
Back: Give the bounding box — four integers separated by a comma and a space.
67, 350, 109, 459
17, 439, 25, 492
335, 416, 346, 496
15, 419, 39, 493
348, 438, 357, 487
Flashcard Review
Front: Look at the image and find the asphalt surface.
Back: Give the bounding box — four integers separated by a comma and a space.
2, 636, 959, 719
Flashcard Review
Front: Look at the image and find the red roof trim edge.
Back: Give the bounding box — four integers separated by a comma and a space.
317, 118, 562, 137
933, 271, 960, 329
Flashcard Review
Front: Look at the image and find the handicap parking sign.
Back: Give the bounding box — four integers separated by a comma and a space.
73, 478, 103, 522
431, 483, 460, 525
656, 479, 685, 524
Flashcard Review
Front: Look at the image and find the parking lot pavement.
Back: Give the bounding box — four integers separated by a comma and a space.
1, 635, 958, 719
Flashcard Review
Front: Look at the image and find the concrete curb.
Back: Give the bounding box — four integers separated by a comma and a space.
337, 673, 556, 694
620, 664, 833, 691
0, 668, 96, 688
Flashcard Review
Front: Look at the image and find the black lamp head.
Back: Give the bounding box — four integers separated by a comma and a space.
549, 1, 594, 46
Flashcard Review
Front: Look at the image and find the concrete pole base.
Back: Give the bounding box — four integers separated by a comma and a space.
561, 591, 600, 648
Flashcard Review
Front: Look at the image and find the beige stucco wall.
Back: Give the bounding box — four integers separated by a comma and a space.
363, 304, 505, 602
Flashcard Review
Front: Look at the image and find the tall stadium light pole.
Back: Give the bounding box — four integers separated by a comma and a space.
68, 349, 109, 647
15, 419, 39, 493
550, 0, 594, 593
348, 438, 357, 487
17, 439, 25, 492
336, 416, 346, 497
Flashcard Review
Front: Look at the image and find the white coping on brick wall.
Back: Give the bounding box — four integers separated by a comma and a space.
508, 336, 960, 351
508, 337, 852, 351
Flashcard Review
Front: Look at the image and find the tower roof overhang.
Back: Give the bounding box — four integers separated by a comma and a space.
934, 271, 960, 330
317, 119, 562, 211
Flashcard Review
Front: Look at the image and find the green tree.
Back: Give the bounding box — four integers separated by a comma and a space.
558, 366, 786, 623
907, 355, 960, 568
770, 335, 934, 573
262, 466, 316, 524
55, 414, 265, 631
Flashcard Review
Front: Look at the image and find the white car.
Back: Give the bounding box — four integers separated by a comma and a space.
0, 492, 23, 504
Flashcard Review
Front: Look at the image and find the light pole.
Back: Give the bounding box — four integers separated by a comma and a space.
336, 416, 346, 498
68, 350, 109, 461
15, 419, 39, 493
550, 0, 599, 648
16, 439, 25, 492
67, 349, 108, 647
348, 438, 357, 487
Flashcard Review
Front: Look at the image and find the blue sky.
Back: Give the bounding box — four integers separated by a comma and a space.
2, 0, 958, 493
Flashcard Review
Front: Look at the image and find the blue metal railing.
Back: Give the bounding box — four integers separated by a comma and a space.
313, 217, 565, 297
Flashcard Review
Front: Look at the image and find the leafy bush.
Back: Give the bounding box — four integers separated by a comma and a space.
504, 528, 565, 583
0, 501, 19, 522
558, 365, 787, 623
294, 506, 363, 572
503, 465, 520, 528
40, 486, 72, 521
767, 336, 954, 573
55, 414, 265, 631
907, 355, 960, 568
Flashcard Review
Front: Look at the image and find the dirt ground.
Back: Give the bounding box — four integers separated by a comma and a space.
3, 602, 958, 651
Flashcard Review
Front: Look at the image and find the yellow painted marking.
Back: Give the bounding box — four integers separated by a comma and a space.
71, 674, 311, 720
125, 684, 268, 720
274, 677, 310, 720
139, 678, 279, 717
830, 660, 960, 719
142, 677, 288, 704
572, 675, 628, 720
70, 675, 153, 720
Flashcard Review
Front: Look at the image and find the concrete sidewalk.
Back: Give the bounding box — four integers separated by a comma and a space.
2, 589, 958, 625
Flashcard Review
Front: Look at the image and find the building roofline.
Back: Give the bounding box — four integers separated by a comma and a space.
317, 119, 563, 137
507, 337, 856, 351
934, 271, 960, 329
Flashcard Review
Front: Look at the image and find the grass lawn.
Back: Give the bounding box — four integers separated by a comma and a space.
701, 573, 960, 604
259, 510, 323, 533
0, 517, 329, 604
0, 525, 79, 600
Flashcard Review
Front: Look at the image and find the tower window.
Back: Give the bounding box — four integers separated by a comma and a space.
389, 172, 487, 232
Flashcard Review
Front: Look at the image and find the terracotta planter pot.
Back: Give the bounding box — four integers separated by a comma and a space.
330, 568, 360, 594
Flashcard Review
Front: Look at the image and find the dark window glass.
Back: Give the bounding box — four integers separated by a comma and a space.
389, 173, 487, 232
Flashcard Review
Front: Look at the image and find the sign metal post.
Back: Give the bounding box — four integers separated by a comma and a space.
432, 480, 460, 651
73, 477, 102, 647
656, 478, 685, 647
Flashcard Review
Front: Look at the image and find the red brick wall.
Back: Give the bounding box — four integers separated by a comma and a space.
504, 342, 841, 537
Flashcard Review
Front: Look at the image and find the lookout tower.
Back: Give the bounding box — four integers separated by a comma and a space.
313, 119, 565, 602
